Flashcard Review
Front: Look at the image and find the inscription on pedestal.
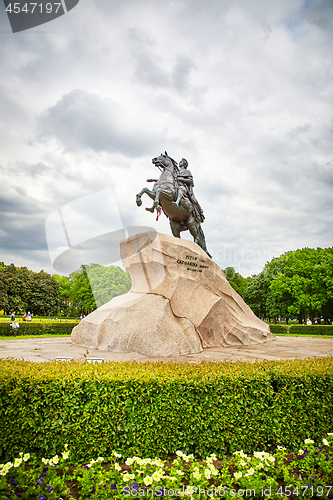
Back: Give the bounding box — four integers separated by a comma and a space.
177, 254, 210, 272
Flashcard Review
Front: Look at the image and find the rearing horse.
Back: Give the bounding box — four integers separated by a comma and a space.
136, 152, 211, 257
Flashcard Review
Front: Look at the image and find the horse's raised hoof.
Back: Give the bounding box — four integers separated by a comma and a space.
145, 207, 154, 213
136, 195, 142, 207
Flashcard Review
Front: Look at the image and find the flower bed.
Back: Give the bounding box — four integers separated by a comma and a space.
1, 436, 333, 499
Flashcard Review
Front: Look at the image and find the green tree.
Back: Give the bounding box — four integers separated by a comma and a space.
87, 264, 131, 308
224, 267, 250, 298
0, 263, 59, 315
26, 271, 60, 316
242, 247, 333, 324
53, 275, 72, 315
69, 265, 97, 316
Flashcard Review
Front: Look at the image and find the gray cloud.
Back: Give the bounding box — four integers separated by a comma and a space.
0, 0, 332, 277
36, 89, 164, 157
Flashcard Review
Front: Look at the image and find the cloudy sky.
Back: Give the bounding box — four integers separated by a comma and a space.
0, 0, 332, 278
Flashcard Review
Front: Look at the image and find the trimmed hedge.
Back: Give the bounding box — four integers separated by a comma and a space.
0, 357, 332, 462
0, 321, 77, 336
269, 324, 333, 335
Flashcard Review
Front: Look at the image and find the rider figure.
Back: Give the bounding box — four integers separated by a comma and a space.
175, 158, 205, 223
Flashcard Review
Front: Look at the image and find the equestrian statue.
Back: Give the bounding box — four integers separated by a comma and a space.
136, 152, 211, 257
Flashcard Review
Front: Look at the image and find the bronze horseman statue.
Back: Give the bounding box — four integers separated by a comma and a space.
136, 152, 211, 257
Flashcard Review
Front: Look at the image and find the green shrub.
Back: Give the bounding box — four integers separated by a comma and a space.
289, 325, 333, 335
268, 324, 287, 334
0, 358, 332, 462
0, 321, 77, 336
269, 324, 333, 335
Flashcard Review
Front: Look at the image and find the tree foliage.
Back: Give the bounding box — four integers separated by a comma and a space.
224, 267, 250, 297
53, 264, 132, 316
0, 263, 59, 315
243, 247, 333, 323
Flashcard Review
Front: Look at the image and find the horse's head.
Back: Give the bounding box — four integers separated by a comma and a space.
152, 152, 179, 172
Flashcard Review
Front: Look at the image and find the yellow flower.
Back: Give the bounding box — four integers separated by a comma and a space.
64, 443, 68, 450
14, 458, 22, 468
144, 476, 153, 486
23, 453, 30, 462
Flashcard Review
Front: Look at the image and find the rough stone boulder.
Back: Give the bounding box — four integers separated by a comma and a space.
71, 231, 275, 356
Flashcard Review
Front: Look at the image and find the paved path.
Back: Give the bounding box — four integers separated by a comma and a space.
0, 336, 332, 363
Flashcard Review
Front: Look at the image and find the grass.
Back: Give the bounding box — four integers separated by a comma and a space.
0, 334, 72, 340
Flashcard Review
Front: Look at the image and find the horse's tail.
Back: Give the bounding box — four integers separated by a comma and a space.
198, 226, 212, 259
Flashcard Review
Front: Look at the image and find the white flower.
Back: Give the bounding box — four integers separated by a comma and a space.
50, 455, 59, 465
256, 462, 264, 470
168, 476, 177, 482
114, 462, 122, 471
144, 476, 153, 486
204, 468, 211, 480
152, 471, 162, 482
13, 458, 22, 468
62, 451, 69, 460
176, 450, 184, 457
210, 453, 217, 460
176, 469, 184, 475
239, 460, 247, 467
193, 469, 201, 480
113, 452, 122, 458
304, 439, 314, 445
267, 456, 275, 463
23, 453, 30, 462
97, 457, 104, 462
42, 458, 49, 465
234, 471, 242, 479
327, 433, 333, 436
298, 449, 304, 455
125, 458, 135, 466
208, 464, 219, 476
123, 473, 134, 482
245, 468, 255, 477
323, 439, 329, 446
64, 443, 68, 450
277, 446, 286, 451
